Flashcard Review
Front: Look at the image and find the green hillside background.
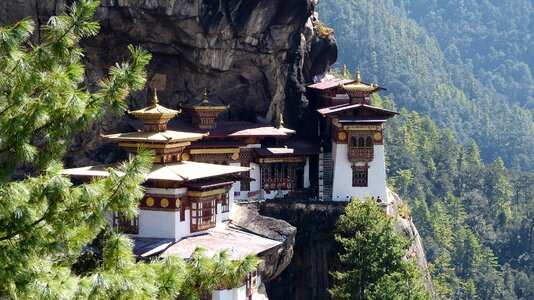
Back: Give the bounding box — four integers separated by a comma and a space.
318, 0, 534, 298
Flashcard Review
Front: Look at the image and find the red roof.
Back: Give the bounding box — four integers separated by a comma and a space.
317, 103, 398, 117
129, 119, 289, 139
307, 79, 353, 90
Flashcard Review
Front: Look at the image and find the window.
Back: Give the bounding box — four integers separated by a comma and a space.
348, 133, 374, 162
352, 167, 368, 187
113, 212, 139, 234
190, 197, 216, 232
260, 163, 304, 190
246, 269, 258, 297
221, 192, 230, 213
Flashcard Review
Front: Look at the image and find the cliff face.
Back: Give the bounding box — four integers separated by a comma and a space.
259, 191, 433, 300
0, 0, 336, 164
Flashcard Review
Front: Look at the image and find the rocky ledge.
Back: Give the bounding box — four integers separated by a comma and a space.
229, 203, 296, 283
258, 191, 433, 300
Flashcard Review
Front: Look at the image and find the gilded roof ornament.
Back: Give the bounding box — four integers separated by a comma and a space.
277, 111, 295, 135
203, 88, 210, 103
151, 88, 159, 106
342, 65, 347, 77
341, 69, 379, 93
128, 89, 180, 118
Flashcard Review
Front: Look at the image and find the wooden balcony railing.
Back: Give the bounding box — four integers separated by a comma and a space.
348, 147, 374, 162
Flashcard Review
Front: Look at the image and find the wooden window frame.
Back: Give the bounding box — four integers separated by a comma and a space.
348, 132, 374, 162
112, 212, 139, 234
190, 196, 217, 232
221, 192, 230, 213
246, 269, 258, 296
352, 166, 369, 187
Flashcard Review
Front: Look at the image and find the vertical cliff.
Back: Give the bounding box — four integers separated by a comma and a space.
259, 191, 433, 300
0, 0, 337, 164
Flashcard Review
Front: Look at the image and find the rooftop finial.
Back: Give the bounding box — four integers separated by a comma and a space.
355, 67, 361, 83
202, 88, 209, 103
152, 88, 159, 106
342, 65, 347, 77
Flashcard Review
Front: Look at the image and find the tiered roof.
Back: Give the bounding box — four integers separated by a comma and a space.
183, 90, 229, 129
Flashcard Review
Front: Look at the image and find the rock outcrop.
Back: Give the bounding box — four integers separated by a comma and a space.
259, 195, 433, 300
388, 189, 434, 292
229, 202, 296, 282
0, 0, 337, 164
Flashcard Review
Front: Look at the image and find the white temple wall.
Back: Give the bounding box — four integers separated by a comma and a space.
233, 285, 247, 300
331, 143, 388, 202
137, 210, 179, 239
249, 162, 261, 199
175, 208, 190, 240
221, 185, 235, 222
212, 289, 233, 300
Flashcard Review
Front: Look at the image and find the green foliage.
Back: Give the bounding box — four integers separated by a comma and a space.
318, 0, 534, 171
0, 1, 258, 298
381, 99, 534, 299
330, 198, 430, 300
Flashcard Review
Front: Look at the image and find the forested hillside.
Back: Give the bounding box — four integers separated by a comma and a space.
317, 0, 534, 171
394, 0, 533, 111
316, 0, 534, 298
375, 95, 534, 299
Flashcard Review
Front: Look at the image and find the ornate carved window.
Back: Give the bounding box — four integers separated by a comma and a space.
348, 132, 374, 162
190, 197, 216, 232
260, 163, 304, 190
352, 166, 369, 187
113, 213, 139, 234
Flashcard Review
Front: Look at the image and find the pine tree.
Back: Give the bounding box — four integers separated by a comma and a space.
0, 1, 258, 298
329, 198, 430, 299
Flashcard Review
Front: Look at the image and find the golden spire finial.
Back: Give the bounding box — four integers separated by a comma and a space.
151, 88, 159, 106
355, 67, 361, 83
202, 88, 209, 103
342, 65, 347, 77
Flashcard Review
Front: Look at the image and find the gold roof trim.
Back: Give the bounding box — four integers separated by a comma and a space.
128, 89, 181, 118
341, 70, 379, 93
277, 112, 295, 135
183, 89, 230, 110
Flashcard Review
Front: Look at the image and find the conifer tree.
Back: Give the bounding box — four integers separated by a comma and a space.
0, 1, 258, 298
330, 198, 430, 300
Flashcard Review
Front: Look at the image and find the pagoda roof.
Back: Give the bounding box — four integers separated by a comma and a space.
187, 140, 247, 149
254, 140, 320, 157
102, 130, 205, 143
307, 78, 353, 90
128, 90, 180, 118
61, 161, 249, 182
133, 119, 290, 139
338, 116, 392, 124
129, 103, 180, 117
317, 103, 398, 117
183, 89, 229, 109
159, 228, 281, 260
340, 71, 386, 93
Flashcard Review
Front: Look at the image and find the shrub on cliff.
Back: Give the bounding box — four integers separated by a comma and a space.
330, 198, 430, 300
